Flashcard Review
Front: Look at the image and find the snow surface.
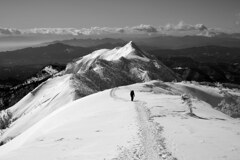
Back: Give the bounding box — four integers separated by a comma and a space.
65, 41, 151, 74
0, 74, 76, 143
64, 41, 179, 83
0, 81, 240, 160
0, 88, 141, 160
83, 41, 150, 62
123, 81, 240, 160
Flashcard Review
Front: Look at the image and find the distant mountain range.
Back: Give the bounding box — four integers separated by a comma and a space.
132, 35, 240, 49
51, 36, 240, 49
1, 34, 240, 52
0, 43, 93, 84
0, 37, 240, 86
150, 46, 240, 85
50, 38, 126, 47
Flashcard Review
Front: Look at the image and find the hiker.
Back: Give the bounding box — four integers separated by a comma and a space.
130, 90, 135, 101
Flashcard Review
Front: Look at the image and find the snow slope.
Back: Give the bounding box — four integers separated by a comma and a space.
0, 74, 76, 144
0, 81, 240, 160
65, 41, 179, 82
66, 41, 150, 73
0, 88, 141, 160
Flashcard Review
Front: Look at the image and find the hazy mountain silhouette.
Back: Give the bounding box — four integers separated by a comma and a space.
150, 46, 240, 85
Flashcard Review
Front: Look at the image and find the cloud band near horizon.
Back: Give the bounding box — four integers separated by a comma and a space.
0, 21, 227, 37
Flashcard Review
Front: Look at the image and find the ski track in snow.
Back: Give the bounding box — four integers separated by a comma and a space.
110, 87, 176, 160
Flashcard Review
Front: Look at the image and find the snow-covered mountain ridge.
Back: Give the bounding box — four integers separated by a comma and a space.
80, 41, 150, 62
0, 81, 240, 160
66, 41, 179, 83
0, 41, 179, 144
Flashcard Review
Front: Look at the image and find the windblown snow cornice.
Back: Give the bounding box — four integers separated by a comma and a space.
0, 22, 235, 37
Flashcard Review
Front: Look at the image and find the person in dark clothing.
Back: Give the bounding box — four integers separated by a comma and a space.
130, 90, 135, 101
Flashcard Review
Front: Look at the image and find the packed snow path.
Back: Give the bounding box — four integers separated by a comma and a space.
111, 87, 175, 160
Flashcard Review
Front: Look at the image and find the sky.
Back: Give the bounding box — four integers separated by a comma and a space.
0, 0, 240, 32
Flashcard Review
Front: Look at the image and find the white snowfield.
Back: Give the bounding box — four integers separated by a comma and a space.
0, 86, 141, 160
66, 41, 158, 74
0, 74, 76, 144
0, 81, 240, 160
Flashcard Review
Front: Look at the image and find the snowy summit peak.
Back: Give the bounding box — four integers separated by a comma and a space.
125, 41, 137, 48
109, 41, 149, 61
74, 41, 150, 64
120, 41, 141, 53
66, 41, 179, 77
